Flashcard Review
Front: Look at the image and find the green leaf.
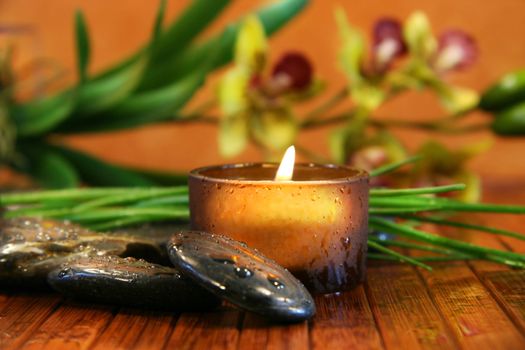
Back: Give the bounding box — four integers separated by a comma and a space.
10, 91, 75, 136
151, 0, 168, 44
65, 1, 168, 120
61, 30, 231, 133
98, 0, 230, 90
51, 144, 157, 187
122, 167, 187, 186
71, 56, 148, 118
65, 68, 206, 133
149, 0, 230, 64
75, 10, 90, 83
17, 142, 79, 188
138, 0, 309, 91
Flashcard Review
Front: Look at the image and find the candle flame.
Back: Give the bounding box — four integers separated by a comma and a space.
274, 145, 295, 181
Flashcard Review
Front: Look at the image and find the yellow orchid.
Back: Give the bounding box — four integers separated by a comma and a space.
218, 15, 313, 159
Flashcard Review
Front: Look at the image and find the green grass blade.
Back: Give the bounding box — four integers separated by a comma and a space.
73, 187, 187, 211
368, 236, 470, 257
370, 156, 421, 177
399, 214, 525, 241
0, 188, 130, 205
75, 10, 90, 83
369, 216, 525, 263
367, 253, 473, 262
367, 240, 432, 270
370, 184, 466, 197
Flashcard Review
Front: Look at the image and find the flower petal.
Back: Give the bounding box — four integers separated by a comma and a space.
218, 113, 249, 158
235, 15, 268, 73
373, 18, 406, 69
436, 84, 479, 114
250, 109, 297, 153
218, 67, 250, 116
403, 11, 437, 60
434, 30, 477, 73
272, 51, 313, 91
335, 7, 365, 84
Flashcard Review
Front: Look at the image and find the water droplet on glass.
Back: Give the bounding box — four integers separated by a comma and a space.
234, 266, 253, 278
268, 277, 285, 289
212, 257, 235, 265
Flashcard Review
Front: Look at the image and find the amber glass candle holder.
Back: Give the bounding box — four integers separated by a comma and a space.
188, 163, 369, 294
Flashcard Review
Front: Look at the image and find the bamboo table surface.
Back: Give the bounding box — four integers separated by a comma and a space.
1, 180, 525, 350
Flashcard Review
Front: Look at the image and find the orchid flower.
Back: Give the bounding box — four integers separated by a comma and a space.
218, 16, 314, 159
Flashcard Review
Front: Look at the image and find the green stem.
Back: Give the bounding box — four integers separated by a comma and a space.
51, 207, 189, 223
367, 240, 432, 270
370, 184, 465, 197
368, 236, 470, 257
73, 187, 187, 211
0, 188, 133, 205
367, 253, 474, 262
369, 216, 525, 265
369, 196, 525, 214
301, 87, 348, 124
370, 156, 422, 177
398, 214, 525, 242
300, 109, 354, 129
369, 118, 490, 134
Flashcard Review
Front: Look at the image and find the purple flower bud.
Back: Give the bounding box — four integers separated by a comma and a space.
434, 30, 477, 72
271, 52, 313, 91
372, 18, 407, 70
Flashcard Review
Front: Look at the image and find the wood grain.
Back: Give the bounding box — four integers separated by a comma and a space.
310, 285, 383, 350
418, 261, 525, 349
238, 313, 309, 350
164, 306, 242, 350
0, 293, 61, 350
483, 270, 525, 334
365, 265, 459, 349
18, 301, 113, 350
90, 309, 175, 350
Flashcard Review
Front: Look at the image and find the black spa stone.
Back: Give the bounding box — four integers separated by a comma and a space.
47, 255, 220, 311
167, 231, 316, 322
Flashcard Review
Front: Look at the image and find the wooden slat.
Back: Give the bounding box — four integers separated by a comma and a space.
418, 261, 525, 349
89, 309, 175, 350
0, 292, 9, 308
483, 270, 525, 334
309, 285, 383, 350
365, 265, 459, 349
164, 306, 241, 350
238, 313, 308, 350
18, 301, 114, 350
0, 293, 61, 350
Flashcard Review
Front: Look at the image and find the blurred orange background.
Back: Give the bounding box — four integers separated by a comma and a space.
1, 0, 525, 184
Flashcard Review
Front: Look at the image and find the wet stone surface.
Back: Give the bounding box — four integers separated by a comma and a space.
0, 218, 167, 286
48, 255, 220, 311
167, 230, 316, 322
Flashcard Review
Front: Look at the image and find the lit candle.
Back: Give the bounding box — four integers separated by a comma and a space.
188, 147, 369, 294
